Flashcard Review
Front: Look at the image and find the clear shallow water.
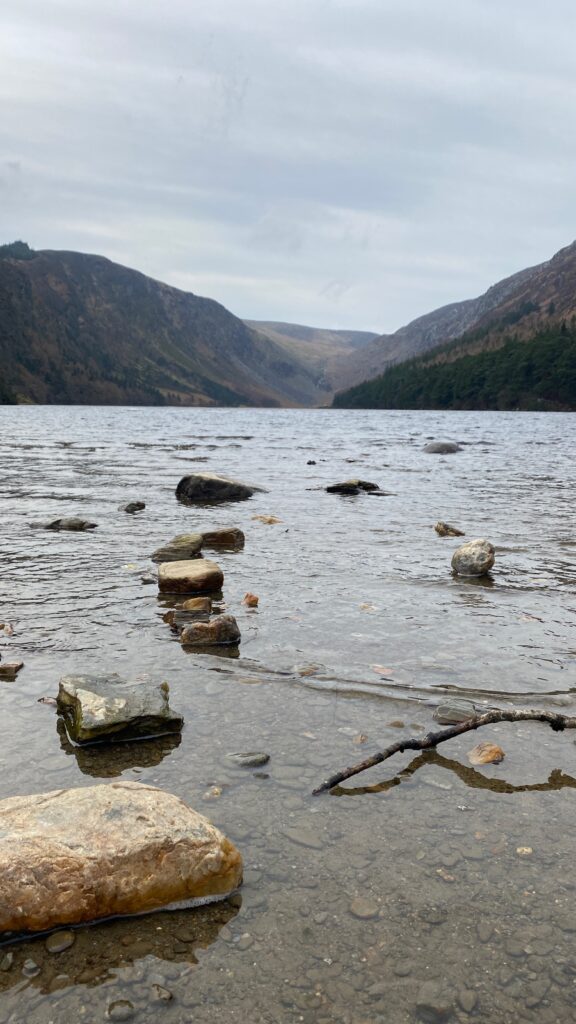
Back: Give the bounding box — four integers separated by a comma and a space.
0, 406, 575, 1023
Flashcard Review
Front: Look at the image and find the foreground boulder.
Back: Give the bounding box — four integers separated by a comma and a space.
158, 559, 223, 594
176, 473, 266, 505
152, 533, 203, 563
0, 781, 242, 933
424, 442, 461, 454
451, 538, 495, 577
57, 673, 183, 744
181, 614, 241, 646
435, 521, 465, 537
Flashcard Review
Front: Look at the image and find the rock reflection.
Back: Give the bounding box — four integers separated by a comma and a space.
56, 719, 181, 778
0, 897, 240, 994
330, 749, 576, 796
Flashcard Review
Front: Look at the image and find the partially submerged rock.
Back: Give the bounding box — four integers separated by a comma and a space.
452, 538, 495, 577
0, 781, 242, 932
120, 501, 146, 514
200, 527, 245, 549
468, 741, 505, 765
326, 479, 380, 495
0, 661, 24, 679
176, 473, 266, 505
182, 596, 213, 614
57, 673, 183, 744
433, 699, 477, 725
180, 614, 241, 647
152, 534, 203, 563
435, 521, 465, 537
41, 518, 97, 531
226, 751, 270, 768
424, 442, 462, 454
158, 559, 224, 594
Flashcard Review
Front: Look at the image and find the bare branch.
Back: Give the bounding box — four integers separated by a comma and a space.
312, 709, 576, 795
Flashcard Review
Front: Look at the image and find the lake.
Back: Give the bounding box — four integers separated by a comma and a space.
0, 405, 575, 1023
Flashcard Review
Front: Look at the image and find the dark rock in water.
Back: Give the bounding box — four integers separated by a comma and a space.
433, 699, 477, 725
120, 501, 145, 514
435, 521, 465, 537
452, 538, 495, 577
57, 673, 183, 744
424, 442, 461, 454
200, 527, 245, 549
226, 751, 270, 768
176, 472, 267, 505
180, 614, 241, 647
42, 518, 97, 531
307, 460, 316, 465
326, 479, 380, 494
0, 661, 24, 679
152, 533, 203, 563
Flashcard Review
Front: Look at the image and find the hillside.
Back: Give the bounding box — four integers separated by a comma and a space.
0, 243, 343, 407
333, 240, 576, 410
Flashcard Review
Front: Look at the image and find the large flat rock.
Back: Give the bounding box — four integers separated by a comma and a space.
176, 472, 266, 505
0, 782, 242, 933
158, 559, 224, 594
57, 673, 183, 744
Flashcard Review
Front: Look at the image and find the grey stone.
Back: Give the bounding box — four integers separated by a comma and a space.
57, 673, 183, 744
45, 929, 75, 953
226, 751, 270, 768
349, 897, 379, 920
107, 1000, 136, 1021
419, 904, 448, 925
120, 502, 145, 513
45, 517, 97, 531
416, 980, 454, 1022
433, 699, 477, 725
150, 984, 173, 1003
424, 442, 461, 454
457, 989, 478, 1013
452, 538, 495, 577
22, 959, 40, 978
152, 533, 203, 562
176, 472, 266, 505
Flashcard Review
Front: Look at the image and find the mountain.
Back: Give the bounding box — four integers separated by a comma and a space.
333, 241, 576, 411
0, 243, 366, 407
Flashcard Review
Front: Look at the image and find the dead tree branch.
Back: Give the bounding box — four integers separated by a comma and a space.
312, 709, 576, 795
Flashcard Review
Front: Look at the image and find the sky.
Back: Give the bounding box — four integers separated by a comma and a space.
2, 0, 576, 332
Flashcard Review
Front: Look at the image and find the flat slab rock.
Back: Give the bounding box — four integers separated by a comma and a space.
152, 533, 203, 563
158, 559, 224, 594
57, 673, 183, 744
0, 781, 242, 933
30, 518, 98, 531
423, 442, 462, 454
176, 472, 267, 505
326, 479, 381, 495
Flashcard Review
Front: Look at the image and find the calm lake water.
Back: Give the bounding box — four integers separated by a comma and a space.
0, 405, 575, 1023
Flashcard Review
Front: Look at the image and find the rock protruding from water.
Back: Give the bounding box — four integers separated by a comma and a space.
120, 501, 146, 514
158, 559, 224, 594
57, 674, 183, 744
326, 479, 380, 495
424, 442, 461, 454
0, 661, 24, 679
451, 538, 495, 577
200, 527, 245, 549
181, 596, 213, 614
0, 781, 242, 932
433, 699, 477, 725
180, 614, 241, 647
43, 518, 98, 531
435, 521, 465, 537
152, 534, 203, 563
176, 473, 266, 505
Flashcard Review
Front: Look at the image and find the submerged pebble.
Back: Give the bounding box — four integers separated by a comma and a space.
45, 929, 75, 953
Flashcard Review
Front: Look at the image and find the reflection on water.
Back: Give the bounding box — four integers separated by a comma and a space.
0, 406, 575, 1022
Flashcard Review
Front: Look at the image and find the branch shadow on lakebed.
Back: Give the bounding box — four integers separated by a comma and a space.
328, 749, 576, 797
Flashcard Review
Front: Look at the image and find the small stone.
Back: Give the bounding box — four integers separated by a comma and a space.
0, 953, 13, 971
236, 933, 254, 950
251, 514, 282, 524
226, 751, 270, 768
181, 596, 212, 613
434, 521, 465, 537
458, 989, 478, 1013
516, 846, 533, 857
387, 719, 405, 729
180, 614, 241, 646
416, 980, 454, 1022
0, 661, 24, 678
477, 921, 493, 943
45, 929, 75, 953
419, 904, 448, 926
393, 960, 413, 977
424, 442, 461, 454
451, 538, 495, 577
504, 937, 526, 958
349, 898, 379, 920
242, 592, 259, 608
307, 460, 316, 465
151, 984, 173, 1002
120, 502, 145, 513
433, 699, 476, 725
467, 742, 505, 765
22, 959, 40, 978
107, 1000, 136, 1021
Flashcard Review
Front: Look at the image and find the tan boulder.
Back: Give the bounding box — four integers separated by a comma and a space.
158, 559, 223, 594
0, 781, 242, 933
200, 527, 245, 549
182, 596, 213, 613
181, 614, 241, 646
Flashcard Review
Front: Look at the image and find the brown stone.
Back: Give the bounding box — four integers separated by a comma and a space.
435, 521, 465, 537
151, 534, 203, 563
158, 560, 223, 594
200, 528, 245, 549
242, 592, 259, 608
180, 614, 241, 646
467, 742, 505, 765
0, 781, 242, 933
181, 597, 213, 613
0, 662, 24, 678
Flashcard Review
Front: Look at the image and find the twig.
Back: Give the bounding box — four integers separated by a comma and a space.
312, 709, 576, 795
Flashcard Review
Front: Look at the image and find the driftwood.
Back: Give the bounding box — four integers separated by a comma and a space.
312, 709, 576, 795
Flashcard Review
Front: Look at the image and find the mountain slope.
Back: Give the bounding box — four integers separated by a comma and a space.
333, 241, 576, 410
0, 244, 334, 407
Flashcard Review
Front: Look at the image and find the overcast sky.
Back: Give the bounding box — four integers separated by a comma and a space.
2, 0, 576, 331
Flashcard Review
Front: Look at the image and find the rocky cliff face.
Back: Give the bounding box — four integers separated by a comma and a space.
0, 247, 339, 407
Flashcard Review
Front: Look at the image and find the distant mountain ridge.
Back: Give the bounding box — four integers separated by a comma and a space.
0, 244, 372, 407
